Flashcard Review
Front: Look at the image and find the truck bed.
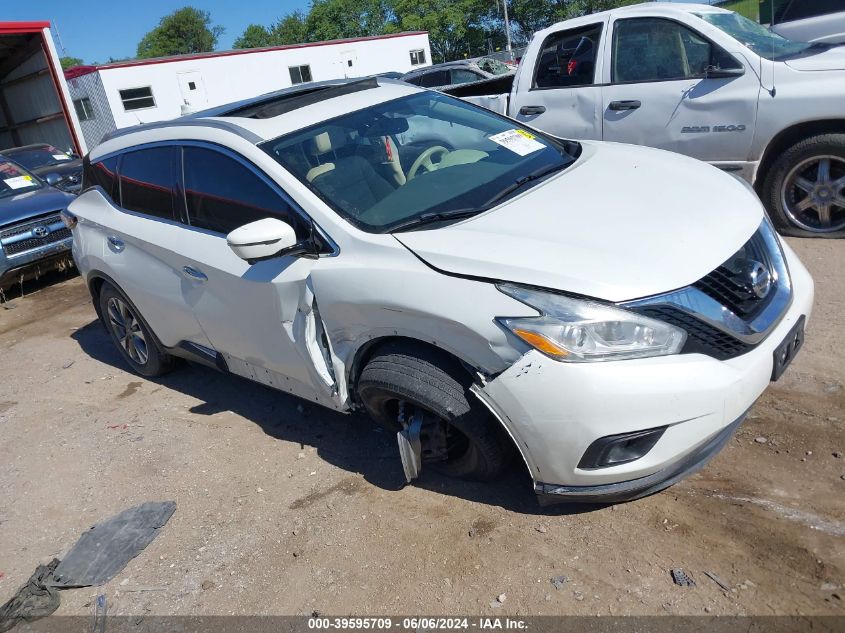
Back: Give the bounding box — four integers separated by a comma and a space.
441, 74, 514, 115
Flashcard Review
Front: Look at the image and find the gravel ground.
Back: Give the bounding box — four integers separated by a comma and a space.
0, 237, 842, 617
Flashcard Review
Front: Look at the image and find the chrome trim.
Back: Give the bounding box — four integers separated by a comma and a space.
622, 220, 792, 346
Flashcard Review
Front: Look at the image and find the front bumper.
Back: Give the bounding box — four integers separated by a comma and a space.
479, 241, 814, 502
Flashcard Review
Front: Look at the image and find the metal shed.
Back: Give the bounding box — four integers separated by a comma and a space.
0, 21, 85, 154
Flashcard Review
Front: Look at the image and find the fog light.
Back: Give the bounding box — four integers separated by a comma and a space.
578, 426, 667, 469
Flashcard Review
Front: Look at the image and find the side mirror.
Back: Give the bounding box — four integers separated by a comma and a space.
705, 65, 744, 79
227, 218, 298, 264
44, 173, 62, 186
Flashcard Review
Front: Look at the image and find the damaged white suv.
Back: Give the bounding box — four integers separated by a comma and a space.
66, 78, 813, 503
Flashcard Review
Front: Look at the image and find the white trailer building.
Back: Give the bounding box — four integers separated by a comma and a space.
64, 32, 431, 150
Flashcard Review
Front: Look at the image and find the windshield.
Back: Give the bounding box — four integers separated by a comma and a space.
263, 92, 578, 232
695, 11, 814, 60
476, 57, 511, 75
0, 160, 42, 198
5, 146, 73, 170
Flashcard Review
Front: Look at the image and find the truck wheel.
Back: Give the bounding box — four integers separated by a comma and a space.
98, 282, 176, 377
762, 134, 845, 237
357, 342, 512, 481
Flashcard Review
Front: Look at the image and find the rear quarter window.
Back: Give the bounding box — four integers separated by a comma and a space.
83, 156, 119, 200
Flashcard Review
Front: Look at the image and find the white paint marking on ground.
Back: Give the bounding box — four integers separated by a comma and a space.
711, 494, 845, 537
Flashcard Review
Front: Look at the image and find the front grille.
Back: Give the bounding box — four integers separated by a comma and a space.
1, 213, 70, 256
694, 266, 764, 318
635, 306, 753, 361
3, 228, 71, 255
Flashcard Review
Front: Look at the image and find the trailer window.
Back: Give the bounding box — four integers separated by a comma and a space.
119, 87, 156, 111
74, 97, 95, 121
410, 49, 426, 65
289, 65, 313, 85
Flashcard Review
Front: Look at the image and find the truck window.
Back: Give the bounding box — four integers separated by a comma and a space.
613, 18, 740, 83
533, 23, 603, 89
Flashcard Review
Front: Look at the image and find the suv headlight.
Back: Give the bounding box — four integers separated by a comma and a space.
496, 284, 687, 362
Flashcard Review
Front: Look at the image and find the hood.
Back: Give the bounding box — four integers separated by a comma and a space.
0, 187, 75, 228
784, 44, 845, 71
394, 142, 763, 303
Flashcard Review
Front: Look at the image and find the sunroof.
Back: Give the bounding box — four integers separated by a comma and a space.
225, 78, 380, 119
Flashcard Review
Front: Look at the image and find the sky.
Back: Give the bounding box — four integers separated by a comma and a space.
3, 0, 710, 65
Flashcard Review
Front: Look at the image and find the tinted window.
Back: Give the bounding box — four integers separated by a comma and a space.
183, 147, 301, 235
118, 147, 177, 220
416, 70, 449, 87
84, 155, 119, 199
534, 24, 602, 89
778, 0, 840, 22
613, 18, 740, 82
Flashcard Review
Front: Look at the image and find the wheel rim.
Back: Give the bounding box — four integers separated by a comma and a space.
106, 297, 149, 365
781, 155, 845, 233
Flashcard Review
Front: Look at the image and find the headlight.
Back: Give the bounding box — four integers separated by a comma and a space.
496, 284, 686, 362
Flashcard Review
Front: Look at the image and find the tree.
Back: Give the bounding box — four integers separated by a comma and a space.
233, 24, 274, 49
59, 56, 84, 70
136, 7, 224, 59
271, 11, 310, 45
392, 0, 488, 62
305, 0, 395, 42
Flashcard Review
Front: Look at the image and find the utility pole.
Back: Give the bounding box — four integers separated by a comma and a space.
502, 0, 512, 53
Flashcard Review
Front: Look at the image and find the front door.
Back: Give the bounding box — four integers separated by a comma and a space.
600, 16, 761, 164
509, 20, 606, 140
174, 144, 339, 405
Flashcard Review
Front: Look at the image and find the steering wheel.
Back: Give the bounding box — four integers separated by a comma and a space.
407, 146, 449, 180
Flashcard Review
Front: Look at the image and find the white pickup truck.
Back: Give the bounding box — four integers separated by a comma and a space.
447, 2, 845, 237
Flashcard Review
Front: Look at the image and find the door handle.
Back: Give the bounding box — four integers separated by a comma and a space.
609, 100, 642, 111
519, 105, 546, 115
182, 265, 207, 282
107, 235, 124, 251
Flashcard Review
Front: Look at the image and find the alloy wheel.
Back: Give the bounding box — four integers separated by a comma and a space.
106, 297, 149, 365
781, 155, 845, 233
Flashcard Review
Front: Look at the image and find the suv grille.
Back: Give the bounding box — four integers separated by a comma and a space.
625, 221, 790, 362
1, 213, 70, 256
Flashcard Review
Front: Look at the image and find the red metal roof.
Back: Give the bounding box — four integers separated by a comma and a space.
0, 21, 51, 34
63, 31, 428, 79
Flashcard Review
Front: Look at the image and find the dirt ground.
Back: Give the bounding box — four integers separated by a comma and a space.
0, 237, 843, 618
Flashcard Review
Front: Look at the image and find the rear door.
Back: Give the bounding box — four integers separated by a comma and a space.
174, 144, 339, 405
509, 20, 606, 140
600, 16, 760, 163
100, 145, 212, 349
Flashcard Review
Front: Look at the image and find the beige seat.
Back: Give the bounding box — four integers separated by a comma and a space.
305, 127, 395, 216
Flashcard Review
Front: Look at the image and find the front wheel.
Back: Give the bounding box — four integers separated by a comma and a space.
762, 134, 845, 237
98, 282, 176, 377
357, 342, 512, 481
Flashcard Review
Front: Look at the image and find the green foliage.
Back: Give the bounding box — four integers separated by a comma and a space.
59, 56, 84, 70
136, 7, 224, 59
231, 0, 640, 63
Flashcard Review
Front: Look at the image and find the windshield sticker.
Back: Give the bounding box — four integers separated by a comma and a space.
489, 129, 545, 156
4, 175, 34, 190
52, 154, 71, 161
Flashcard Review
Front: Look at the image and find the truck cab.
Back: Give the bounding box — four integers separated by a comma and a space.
454, 3, 845, 237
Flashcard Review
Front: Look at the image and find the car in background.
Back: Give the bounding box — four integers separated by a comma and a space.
0, 158, 76, 292
1, 144, 83, 194
771, 0, 845, 45
402, 57, 514, 89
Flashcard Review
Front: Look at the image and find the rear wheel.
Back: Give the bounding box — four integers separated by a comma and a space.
762, 134, 845, 237
357, 342, 512, 481
98, 282, 176, 377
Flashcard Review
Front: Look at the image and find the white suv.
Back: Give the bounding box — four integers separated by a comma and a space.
66, 78, 813, 503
